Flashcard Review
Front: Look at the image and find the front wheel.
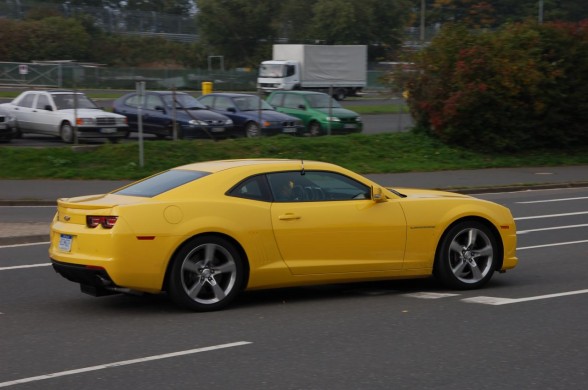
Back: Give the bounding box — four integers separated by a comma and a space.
60, 122, 74, 143
434, 221, 498, 289
308, 121, 321, 137
168, 236, 246, 311
245, 122, 261, 138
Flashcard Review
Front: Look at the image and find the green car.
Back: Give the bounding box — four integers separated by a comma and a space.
266, 91, 362, 136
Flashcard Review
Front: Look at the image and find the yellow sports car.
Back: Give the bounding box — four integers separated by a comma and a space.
49, 159, 517, 311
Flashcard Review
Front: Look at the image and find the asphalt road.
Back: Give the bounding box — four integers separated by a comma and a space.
1, 187, 587, 389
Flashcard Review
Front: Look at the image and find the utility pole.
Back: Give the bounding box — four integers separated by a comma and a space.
420, 0, 426, 42
538, 0, 544, 24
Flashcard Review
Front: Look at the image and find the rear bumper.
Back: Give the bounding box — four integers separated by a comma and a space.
51, 259, 121, 296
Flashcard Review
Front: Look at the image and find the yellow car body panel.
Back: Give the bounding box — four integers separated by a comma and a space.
49, 159, 518, 306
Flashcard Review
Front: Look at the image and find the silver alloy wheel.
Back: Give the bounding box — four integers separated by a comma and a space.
60, 122, 74, 143
308, 121, 321, 136
180, 242, 238, 305
447, 227, 494, 284
245, 122, 260, 137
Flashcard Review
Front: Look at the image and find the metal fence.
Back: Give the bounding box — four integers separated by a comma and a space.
0, 61, 390, 91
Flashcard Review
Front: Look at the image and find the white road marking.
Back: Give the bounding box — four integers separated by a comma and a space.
514, 211, 588, 220
517, 196, 588, 204
0, 241, 50, 249
0, 341, 252, 388
0, 263, 51, 271
403, 292, 460, 299
518, 223, 588, 234
462, 289, 588, 306
518, 239, 588, 250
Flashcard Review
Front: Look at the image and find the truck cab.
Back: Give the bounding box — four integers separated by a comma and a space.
257, 60, 300, 92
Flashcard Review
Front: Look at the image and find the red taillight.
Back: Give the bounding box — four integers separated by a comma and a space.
86, 216, 118, 229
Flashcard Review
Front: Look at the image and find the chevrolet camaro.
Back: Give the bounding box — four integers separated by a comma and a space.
49, 159, 518, 311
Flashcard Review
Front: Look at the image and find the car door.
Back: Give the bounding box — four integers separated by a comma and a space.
10, 93, 37, 131
268, 171, 407, 275
142, 93, 168, 133
31, 93, 60, 135
277, 94, 314, 126
117, 94, 140, 130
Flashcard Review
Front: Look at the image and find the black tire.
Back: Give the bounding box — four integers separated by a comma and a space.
245, 122, 261, 138
434, 220, 498, 289
168, 235, 246, 311
308, 121, 321, 137
60, 122, 74, 143
333, 88, 346, 101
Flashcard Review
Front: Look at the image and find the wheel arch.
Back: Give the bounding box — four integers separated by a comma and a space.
433, 216, 504, 275
162, 232, 251, 292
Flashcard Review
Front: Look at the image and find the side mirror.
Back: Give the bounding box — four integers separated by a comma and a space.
297, 104, 306, 110
371, 186, 386, 203
227, 107, 236, 113
44, 105, 53, 111
155, 105, 166, 112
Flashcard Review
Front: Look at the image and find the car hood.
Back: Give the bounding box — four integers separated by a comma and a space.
178, 109, 229, 121
315, 107, 360, 118
240, 110, 298, 121
60, 109, 126, 118
390, 188, 472, 199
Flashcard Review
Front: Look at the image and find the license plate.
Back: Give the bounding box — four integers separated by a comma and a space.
58, 234, 73, 252
283, 127, 297, 133
344, 124, 357, 129
100, 128, 117, 134
211, 127, 225, 133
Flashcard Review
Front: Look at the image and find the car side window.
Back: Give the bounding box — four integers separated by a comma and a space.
215, 96, 234, 111
17, 94, 36, 108
36, 95, 51, 110
283, 94, 305, 109
267, 171, 370, 203
227, 175, 271, 202
199, 96, 214, 108
125, 95, 141, 108
144, 95, 163, 111
267, 93, 283, 107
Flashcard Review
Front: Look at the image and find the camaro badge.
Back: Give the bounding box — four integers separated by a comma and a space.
64, 216, 71, 221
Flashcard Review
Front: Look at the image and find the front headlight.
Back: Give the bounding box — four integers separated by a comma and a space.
326, 117, 341, 122
76, 118, 95, 125
116, 117, 127, 125
188, 119, 208, 126
356, 116, 362, 122
225, 119, 233, 125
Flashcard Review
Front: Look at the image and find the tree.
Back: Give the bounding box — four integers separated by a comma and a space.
196, 0, 279, 67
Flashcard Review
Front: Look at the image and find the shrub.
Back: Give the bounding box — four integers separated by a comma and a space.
402, 21, 588, 152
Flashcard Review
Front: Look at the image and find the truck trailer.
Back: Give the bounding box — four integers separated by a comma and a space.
257, 44, 367, 100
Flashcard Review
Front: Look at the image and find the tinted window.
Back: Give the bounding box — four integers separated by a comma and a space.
114, 170, 209, 197
124, 95, 141, 108
283, 94, 305, 109
228, 175, 270, 201
163, 94, 206, 109
267, 171, 369, 202
144, 94, 163, 110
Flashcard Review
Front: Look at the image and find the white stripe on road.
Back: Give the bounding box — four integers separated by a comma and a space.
518, 239, 588, 250
517, 196, 588, 204
0, 241, 50, 249
403, 292, 460, 299
518, 223, 588, 234
0, 341, 252, 388
463, 289, 588, 306
514, 211, 588, 220
0, 263, 51, 271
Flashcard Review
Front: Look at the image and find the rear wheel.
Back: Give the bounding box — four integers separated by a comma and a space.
333, 88, 346, 101
168, 236, 246, 311
435, 221, 498, 289
60, 122, 74, 143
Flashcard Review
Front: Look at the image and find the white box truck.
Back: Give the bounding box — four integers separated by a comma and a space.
257, 44, 367, 100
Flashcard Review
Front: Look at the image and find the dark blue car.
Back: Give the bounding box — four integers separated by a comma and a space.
113, 91, 233, 139
197, 93, 304, 137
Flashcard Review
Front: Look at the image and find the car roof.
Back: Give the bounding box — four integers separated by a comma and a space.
201, 93, 258, 98
174, 159, 338, 174
271, 91, 327, 96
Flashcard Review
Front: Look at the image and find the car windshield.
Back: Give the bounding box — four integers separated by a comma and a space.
233, 96, 274, 111
52, 94, 99, 110
114, 169, 210, 197
259, 64, 285, 78
163, 94, 207, 110
306, 94, 342, 109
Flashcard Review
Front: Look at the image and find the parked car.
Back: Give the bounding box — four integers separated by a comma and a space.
0, 107, 17, 143
266, 91, 363, 136
0, 90, 129, 143
197, 93, 304, 137
49, 159, 517, 312
113, 91, 233, 139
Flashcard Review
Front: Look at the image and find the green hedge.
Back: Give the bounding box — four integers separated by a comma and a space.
403, 21, 588, 152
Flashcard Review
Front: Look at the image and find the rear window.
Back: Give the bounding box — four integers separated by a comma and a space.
114, 169, 209, 197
